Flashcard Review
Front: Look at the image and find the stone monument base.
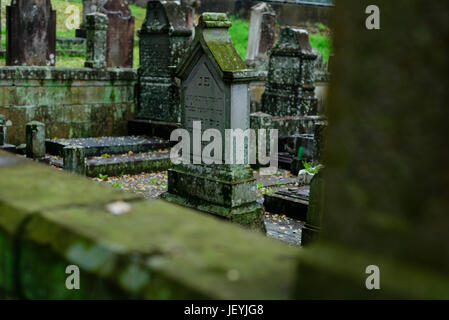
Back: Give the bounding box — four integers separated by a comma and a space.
162, 164, 266, 231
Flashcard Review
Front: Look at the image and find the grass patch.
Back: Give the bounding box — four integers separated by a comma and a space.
228, 16, 250, 59
309, 33, 332, 63
0, 1, 331, 67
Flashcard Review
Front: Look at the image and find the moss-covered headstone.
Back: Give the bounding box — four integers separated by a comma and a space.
76, 0, 103, 38
136, 0, 192, 128
262, 27, 317, 117
163, 13, 265, 231
85, 12, 108, 69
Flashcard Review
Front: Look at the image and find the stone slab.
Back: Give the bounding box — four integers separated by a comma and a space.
52, 151, 173, 177
46, 136, 171, 157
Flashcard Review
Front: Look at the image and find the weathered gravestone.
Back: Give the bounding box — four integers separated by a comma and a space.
132, 0, 192, 138
102, 0, 135, 68
295, 0, 449, 299
6, 0, 56, 66
261, 27, 323, 169
262, 27, 317, 118
245, 2, 276, 69
162, 13, 265, 230
181, 0, 200, 38
85, 12, 108, 69
76, 0, 105, 38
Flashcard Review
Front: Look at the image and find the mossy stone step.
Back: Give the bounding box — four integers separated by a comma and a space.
46, 136, 172, 157
52, 151, 174, 177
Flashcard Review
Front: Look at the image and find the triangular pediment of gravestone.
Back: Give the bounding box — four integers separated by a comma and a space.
273, 28, 316, 57
140, 0, 192, 36
176, 13, 249, 82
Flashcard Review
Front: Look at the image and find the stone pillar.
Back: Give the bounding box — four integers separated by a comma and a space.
76, 0, 103, 38
250, 112, 274, 169
0, 115, 5, 146
26, 121, 46, 160
84, 12, 108, 69
245, 2, 276, 69
295, 0, 449, 299
301, 170, 324, 245
163, 13, 265, 231
63, 146, 86, 175
6, 0, 56, 66
133, 0, 192, 137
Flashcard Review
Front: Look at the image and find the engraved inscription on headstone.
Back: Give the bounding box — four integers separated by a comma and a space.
184, 61, 226, 135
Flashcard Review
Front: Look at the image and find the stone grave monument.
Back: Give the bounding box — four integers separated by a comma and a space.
245, 2, 276, 69
75, 0, 106, 38
262, 27, 324, 170
6, 0, 56, 66
85, 12, 109, 69
102, 0, 135, 68
76, 0, 105, 38
130, 0, 193, 139
162, 13, 265, 230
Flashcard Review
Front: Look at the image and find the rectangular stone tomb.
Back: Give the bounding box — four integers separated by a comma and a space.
52, 150, 173, 177
264, 186, 309, 221
46, 136, 172, 157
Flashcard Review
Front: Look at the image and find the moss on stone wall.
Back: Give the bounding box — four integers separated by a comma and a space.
0, 151, 299, 299
0, 67, 137, 145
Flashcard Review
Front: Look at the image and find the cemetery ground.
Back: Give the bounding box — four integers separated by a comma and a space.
46, 153, 305, 246
90, 169, 305, 246
0, 0, 331, 67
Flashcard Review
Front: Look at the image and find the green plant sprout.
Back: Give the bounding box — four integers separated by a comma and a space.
303, 161, 323, 175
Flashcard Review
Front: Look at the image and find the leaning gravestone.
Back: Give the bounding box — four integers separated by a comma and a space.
102, 0, 135, 68
6, 0, 56, 66
245, 2, 276, 69
132, 0, 192, 138
163, 13, 265, 231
